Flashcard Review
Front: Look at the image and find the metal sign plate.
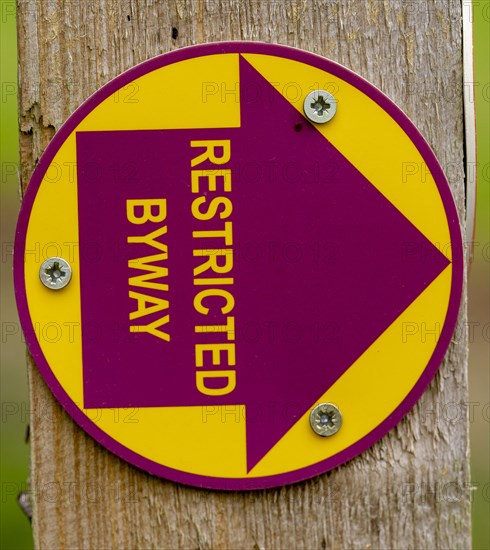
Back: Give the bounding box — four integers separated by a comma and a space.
14, 43, 463, 490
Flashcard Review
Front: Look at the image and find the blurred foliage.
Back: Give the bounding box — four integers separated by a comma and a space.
1, 2, 32, 548
469, 2, 490, 549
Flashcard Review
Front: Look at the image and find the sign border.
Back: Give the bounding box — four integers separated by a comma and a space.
14, 42, 464, 490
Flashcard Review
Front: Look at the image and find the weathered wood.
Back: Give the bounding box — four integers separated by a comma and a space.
17, 1, 470, 548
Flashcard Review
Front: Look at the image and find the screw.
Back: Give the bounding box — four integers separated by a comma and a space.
39, 257, 72, 290
303, 90, 337, 124
310, 403, 342, 436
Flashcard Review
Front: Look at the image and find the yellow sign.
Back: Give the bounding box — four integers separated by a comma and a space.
15, 43, 462, 489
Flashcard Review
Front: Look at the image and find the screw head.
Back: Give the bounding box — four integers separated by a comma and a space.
310, 403, 342, 437
303, 90, 337, 124
39, 257, 72, 290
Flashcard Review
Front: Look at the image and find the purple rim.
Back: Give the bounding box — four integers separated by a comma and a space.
14, 42, 464, 491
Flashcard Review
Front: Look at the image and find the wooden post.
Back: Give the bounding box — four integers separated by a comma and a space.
18, 1, 470, 548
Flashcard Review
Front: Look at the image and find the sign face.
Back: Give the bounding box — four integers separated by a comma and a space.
15, 43, 463, 490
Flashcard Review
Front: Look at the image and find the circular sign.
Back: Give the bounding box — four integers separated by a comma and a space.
14, 43, 463, 490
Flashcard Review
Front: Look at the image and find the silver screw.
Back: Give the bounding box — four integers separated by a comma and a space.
39, 257, 72, 290
303, 90, 337, 124
310, 403, 342, 437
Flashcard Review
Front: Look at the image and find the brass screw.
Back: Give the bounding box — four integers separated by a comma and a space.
303, 90, 337, 124
310, 403, 342, 436
39, 257, 72, 290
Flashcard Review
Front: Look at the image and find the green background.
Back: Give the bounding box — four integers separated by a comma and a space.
1, 1, 488, 548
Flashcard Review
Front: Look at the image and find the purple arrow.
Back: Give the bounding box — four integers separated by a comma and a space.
77, 56, 449, 472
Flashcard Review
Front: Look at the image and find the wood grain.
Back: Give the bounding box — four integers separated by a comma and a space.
17, 1, 470, 548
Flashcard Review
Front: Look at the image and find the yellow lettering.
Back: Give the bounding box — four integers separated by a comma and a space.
128, 253, 169, 291
196, 370, 236, 396
192, 221, 233, 245
129, 291, 169, 320
195, 343, 236, 367
130, 315, 170, 341
191, 169, 231, 193
195, 316, 235, 341
193, 289, 235, 314
126, 199, 167, 225
190, 140, 236, 395
190, 140, 231, 167
193, 249, 233, 276
194, 277, 234, 286
191, 196, 233, 220
128, 225, 168, 252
